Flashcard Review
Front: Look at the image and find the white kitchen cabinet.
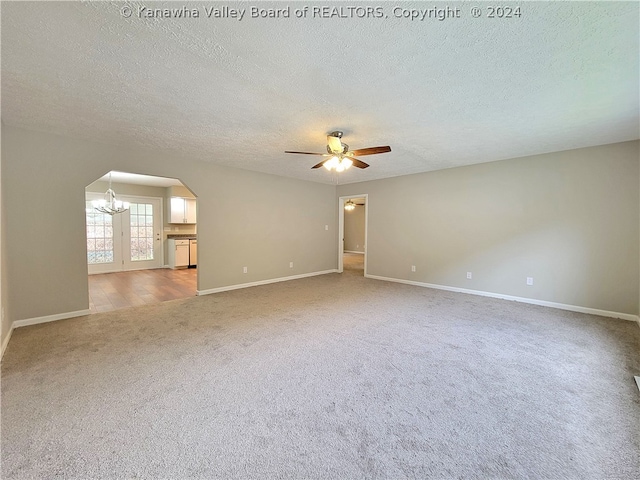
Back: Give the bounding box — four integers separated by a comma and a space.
185, 198, 197, 223
168, 239, 190, 268
169, 197, 196, 224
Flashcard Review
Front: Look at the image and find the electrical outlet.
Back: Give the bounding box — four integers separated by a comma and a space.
243, 267, 248, 274
289, 262, 294, 268
467, 272, 472, 279
411, 265, 416, 272
325, 225, 329, 231
527, 277, 534, 286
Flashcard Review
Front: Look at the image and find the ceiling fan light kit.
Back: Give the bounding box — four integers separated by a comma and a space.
324, 156, 353, 172
345, 200, 356, 211
285, 131, 391, 172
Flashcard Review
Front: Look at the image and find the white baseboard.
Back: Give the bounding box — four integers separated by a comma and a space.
2, 309, 91, 360
12, 309, 91, 329
365, 274, 640, 322
344, 250, 365, 254
197, 269, 339, 296
1, 325, 14, 360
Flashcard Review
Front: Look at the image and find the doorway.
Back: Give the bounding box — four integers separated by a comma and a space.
85, 171, 199, 313
338, 195, 368, 276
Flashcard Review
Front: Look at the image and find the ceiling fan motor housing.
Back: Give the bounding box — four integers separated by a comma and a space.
327, 143, 349, 154
327, 131, 347, 154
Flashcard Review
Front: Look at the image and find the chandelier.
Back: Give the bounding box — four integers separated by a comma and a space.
92, 173, 129, 215
345, 199, 356, 211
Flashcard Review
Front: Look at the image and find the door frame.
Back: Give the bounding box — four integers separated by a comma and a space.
85, 193, 164, 275
338, 194, 368, 275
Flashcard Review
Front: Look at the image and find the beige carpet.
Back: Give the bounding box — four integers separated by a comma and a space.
2, 272, 639, 479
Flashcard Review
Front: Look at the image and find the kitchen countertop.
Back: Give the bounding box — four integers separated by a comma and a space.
167, 234, 197, 239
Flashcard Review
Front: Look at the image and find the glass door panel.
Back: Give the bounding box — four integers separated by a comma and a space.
122, 197, 163, 271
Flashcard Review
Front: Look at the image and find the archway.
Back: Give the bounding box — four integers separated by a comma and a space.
84, 171, 198, 313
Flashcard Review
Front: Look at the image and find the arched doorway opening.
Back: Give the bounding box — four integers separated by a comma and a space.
84, 171, 198, 313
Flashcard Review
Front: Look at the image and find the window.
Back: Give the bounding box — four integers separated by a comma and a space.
86, 201, 114, 264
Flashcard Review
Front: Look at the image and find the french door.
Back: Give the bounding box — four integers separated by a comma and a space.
86, 194, 163, 274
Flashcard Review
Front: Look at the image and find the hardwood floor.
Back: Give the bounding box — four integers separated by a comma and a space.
88, 268, 197, 314
343, 253, 364, 275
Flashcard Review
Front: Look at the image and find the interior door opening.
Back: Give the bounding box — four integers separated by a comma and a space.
85, 171, 198, 314
338, 195, 368, 277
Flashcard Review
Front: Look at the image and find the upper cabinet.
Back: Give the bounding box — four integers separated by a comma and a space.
169, 197, 197, 224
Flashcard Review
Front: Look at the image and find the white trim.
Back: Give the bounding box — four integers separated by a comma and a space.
344, 250, 365, 254
12, 309, 91, 329
197, 270, 338, 296
365, 274, 640, 322
635, 376, 640, 394
1, 325, 14, 360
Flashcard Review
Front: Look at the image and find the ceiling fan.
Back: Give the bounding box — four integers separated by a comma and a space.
285, 131, 391, 171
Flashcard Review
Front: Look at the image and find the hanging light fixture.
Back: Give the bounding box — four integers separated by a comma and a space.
92, 173, 130, 215
345, 199, 356, 211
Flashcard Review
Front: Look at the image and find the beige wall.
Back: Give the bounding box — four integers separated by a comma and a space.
338, 141, 640, 316
168, 185, 195, 199
2, 125, 337, 323
1, 141, 10, 348
344, 205, 365, 253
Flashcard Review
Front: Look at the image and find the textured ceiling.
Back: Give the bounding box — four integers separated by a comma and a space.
2, 1, 638, 185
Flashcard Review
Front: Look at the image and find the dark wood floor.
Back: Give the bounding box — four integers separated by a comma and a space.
88, 268, 197, 314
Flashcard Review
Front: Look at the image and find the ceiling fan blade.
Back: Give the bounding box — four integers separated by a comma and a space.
327, 135, 343, 153
349, 146, 391, 156
285, 151, 328, 156
311, 160, 327, 169
348, 157, 369, 169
